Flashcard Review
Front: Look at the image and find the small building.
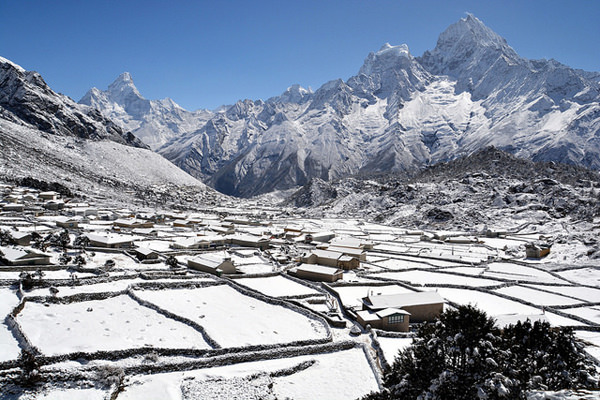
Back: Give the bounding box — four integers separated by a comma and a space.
39, 191, 59, 201
134, 247, 159, 261
2, 203, 24, 212
0, 246, 52, 266
356, 308, 411, 332
327, 245, 366, 261
187, 254, 236, 275
9, 231, 31, 246
525, 242, 551, 259
362, 291, 445, 323
228, 234, 270, 250
302, 249, 360, 270
173, 219, 196, 228
330, 237, 374, 250
290, 263, 343, 282
171, 237, 211, 250
84, 233, 134, 248
113, 218, 154, 229
44, 200, 65, 210
56, 216, 80, 229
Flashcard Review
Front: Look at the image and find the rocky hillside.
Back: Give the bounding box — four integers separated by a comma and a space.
286, 147, 600, 231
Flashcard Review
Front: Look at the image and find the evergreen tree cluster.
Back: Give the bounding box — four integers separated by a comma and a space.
364, 305, 597, 400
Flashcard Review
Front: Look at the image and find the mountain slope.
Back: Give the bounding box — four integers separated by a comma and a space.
0, 57, 215, 204
82, 15, 600, 197
0, 57, 145, 148
80, 73, 213, 150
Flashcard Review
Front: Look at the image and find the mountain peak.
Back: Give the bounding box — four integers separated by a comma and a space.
359, 43, 412, 77
430, 13, 517, 59
108, 72, 141, 96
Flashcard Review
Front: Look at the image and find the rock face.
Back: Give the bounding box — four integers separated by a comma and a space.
0, 57, 146, 148
80, 73, 213, 150
81, 15, 600, 197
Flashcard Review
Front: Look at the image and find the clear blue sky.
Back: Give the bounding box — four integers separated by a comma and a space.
1, 0, 598, 110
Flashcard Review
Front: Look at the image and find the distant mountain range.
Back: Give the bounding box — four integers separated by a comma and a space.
2, 14, 599, 198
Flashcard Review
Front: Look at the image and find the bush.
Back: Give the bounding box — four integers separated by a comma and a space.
363, 306, 597, 400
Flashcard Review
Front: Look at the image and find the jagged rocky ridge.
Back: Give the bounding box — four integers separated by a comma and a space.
0, 57, 145, 148
285, 147, 600, 231
80, 15, 600, 198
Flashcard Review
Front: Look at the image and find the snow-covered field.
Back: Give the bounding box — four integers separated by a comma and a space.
234, 276, 321, 298
118, 347, 380, 400
494, 285, 586, 307
17, 295, 212, 355
435, 288, 588, 327
132, 285, 329, 347
372, 270, 502, 287
0, 288, 21, 362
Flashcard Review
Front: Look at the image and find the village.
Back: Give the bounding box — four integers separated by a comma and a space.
1, 183, 600, 399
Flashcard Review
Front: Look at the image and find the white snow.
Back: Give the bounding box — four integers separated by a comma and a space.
17, 295, 211, 355
133, 285, 329, 347
234, 276, 321, 297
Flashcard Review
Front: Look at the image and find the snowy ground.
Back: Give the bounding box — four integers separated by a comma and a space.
17, 295, 212, 355
132, 285, 329, 347
1, 199, 599, 399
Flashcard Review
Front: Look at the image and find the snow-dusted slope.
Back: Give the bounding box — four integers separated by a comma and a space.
82, 15, 600, 197
0, 57, 211, 202
0, 57, 145, 148
80, 73, 213, 150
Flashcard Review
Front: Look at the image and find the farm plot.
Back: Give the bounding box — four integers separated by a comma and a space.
493, 285, 586, 307
524, 285, 600, 303
376, 336, 413, 365
118, 347, 379, 400
17, 295, 212, 356
435, 288, 587, 327
370, 258, 438, 270
0, 288, 22, 362
576, 331, 600, 362
234, 275, 321, 298
562, 306, 600, 325
371, 270, 502, 287
482, 262, 568, 284
556, 267, 600, 287
133, 285, 329, 348
23, 277, 217, 298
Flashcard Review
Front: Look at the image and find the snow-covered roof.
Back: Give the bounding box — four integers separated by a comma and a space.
376, 307, 411, 318
312, 249, 343, 260
295, 264, 343, 275
0, 246, 50, 261
85, 233, 134, 245
364, 291, 445, 310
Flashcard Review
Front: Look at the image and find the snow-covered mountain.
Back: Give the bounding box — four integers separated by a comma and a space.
82, 15, 600, 197
0, 57, 146, 148
80, 73, 213, 150
0, 56, 214, 204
